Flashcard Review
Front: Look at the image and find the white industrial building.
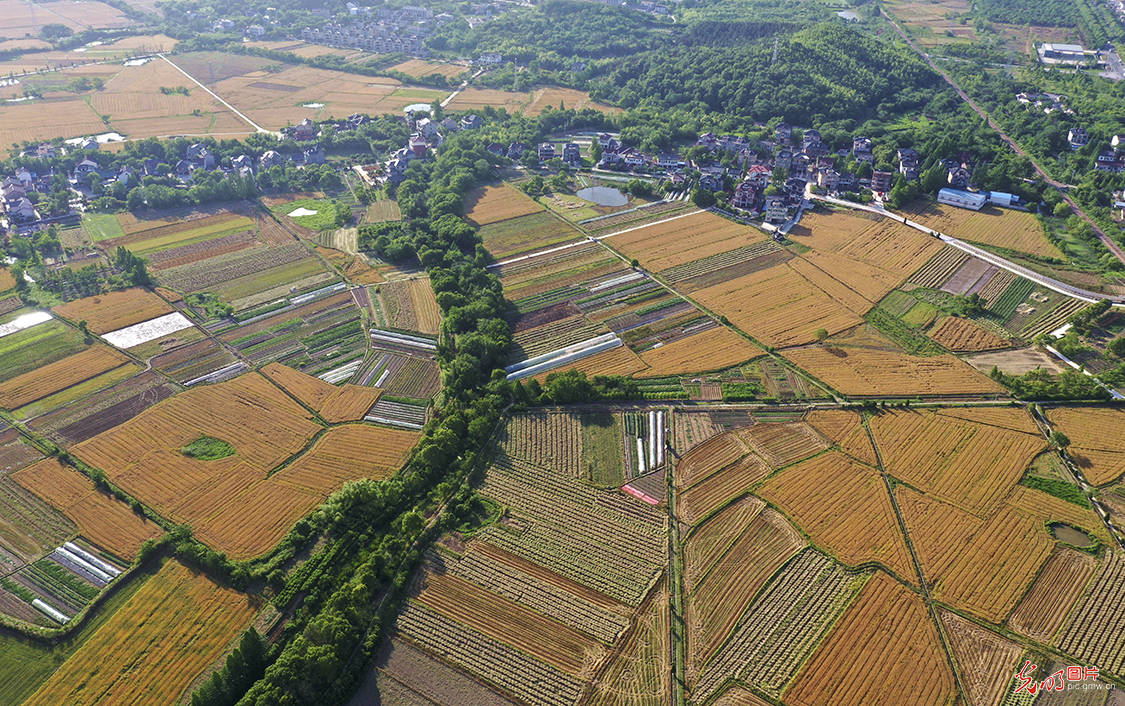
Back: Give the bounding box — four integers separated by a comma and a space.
938, 188, 987, 211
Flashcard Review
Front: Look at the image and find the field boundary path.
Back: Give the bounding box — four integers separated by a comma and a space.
157, 54, 275, 135
880, 8, 1125, 269
439, 67, 485, 108
809, 192, 1125, 306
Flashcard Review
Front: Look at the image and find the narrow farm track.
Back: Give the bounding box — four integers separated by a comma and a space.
862, 421, 971, 705
158, 54, 274, 135
880, 9, 1125, 269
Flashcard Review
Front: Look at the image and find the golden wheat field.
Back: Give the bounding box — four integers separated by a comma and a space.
23, 560, 257, 706
609, 211, 766, 272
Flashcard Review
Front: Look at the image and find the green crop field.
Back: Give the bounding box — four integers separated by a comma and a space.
272, 199, 346, 231
581, 412, 624, 487
0, 318, 87, 383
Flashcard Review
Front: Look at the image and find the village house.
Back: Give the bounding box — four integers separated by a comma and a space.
774, 122, 792, 144
303, 146, 326, 165
764, 195, 789, 224
538, 142, 556, 162
744, 164, 772, 188
731, 180, 758, 210
562, 143, 581, 166
1068, 127, 1089, 150
947, 165, 971, 189
460, 114, 482, 130
852, 137, 873, 163
260, 150, 285, 169
293, 118, 317, 141
507, 142, 526, 160
897, 148, 921, 180
870, 170, 894, 193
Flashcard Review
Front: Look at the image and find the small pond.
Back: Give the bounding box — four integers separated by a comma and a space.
577, 186, 628, 207
1050, 523, 1094, 547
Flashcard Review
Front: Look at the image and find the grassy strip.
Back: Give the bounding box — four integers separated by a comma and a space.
1021, 474, 1091, 509
864, 307, 944, 356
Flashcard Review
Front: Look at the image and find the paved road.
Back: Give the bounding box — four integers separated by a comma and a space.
881, 10, 1125, 269
809, 192, 1125, 306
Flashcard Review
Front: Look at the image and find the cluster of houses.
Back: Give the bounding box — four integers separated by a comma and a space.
480, 140, 582, 167
1, 169, 41, 225
1068, 128, 1125, 172
380, 110, 485, 184
586, 125, 936, 223
298, 5, 453, 57
1016, 92, 1073, 115
579, 0, 673, 17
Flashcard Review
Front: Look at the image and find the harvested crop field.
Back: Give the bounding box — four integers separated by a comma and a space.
0, 345, 135, 411
588, 580, 669, 706
52, 288, 174, 334
374, 277, 441, 335
788, 211, 942, 294
23, 559, 256, 706
638, 326, 762, 376
784, 572, 956, 706
908, 202, 1063, 260
1046, 407, 1125, 485
262, 361, 338, 409
317, 386, 383, 423
27, 371, 179, 446
12, 459, 162, 558
940, 609, 1023, 706
413, 572, 604, 677
609, 211, 765, 272
1009, 546, 1097, 643
464, 183, 544, 226
685, 499, 804, 677
531, 344, 650, 382
870, 410, 1045, 515
1057, 551, 1125, 674
757, 452, 914, 578
0, 316, 87, 383
444, 86, 618, 115
71, 373, 326, 558
928, 315, 1010, 351
273, 423, 418, 493
478, 211, 583, 259
692, 549, 864, 701
691, 263, 864, 347
388, 59, 467, 79
783, 346, 1004, 397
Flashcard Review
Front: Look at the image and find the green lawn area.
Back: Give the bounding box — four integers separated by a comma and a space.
271, 199, 345, 231
83, 214, 125, 242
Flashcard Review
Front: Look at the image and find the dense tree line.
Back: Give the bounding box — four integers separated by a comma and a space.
973, 0, 1079, 28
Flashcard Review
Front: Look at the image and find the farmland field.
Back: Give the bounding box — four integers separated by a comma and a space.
907, 202, 1064, 260
478, 211, 584, 259
1009, 546, 1097, 643
0, 316, 88, 383
691, 263, 863, 347
0, 345, 135, 411
783, 345, 1004, 397
757, 451, 915, 579
388, 59, 467, 79
940, 608, 1024, 706
52, 288, 174, 334
609, 211, 766, 272
692, 549, 866, 701
71, 372, 327, 558
373, 277, 442, 335
1045, 407, 1125, 485
928, 315, 1010, 351
870, 410, 1045, 515
638, 326, 763, 376
274, 423, 419, 493
1057, 551, 1125, 674
23, 559, 257, 706
685, 499, 804, 678
444, 86, 619, 115
12, 459, 163, 558
784, 571, 956, 706
464, 183, 544, 226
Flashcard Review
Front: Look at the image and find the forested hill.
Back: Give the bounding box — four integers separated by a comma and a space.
588, 23, 940, 122
427, 0, 674, 61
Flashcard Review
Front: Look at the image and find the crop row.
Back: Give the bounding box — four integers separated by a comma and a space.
444, 547, 630, 644
907, 246, 970, 289
395, 602, 583, 706
988, 277, 1035, 319
692, 549, 861, 701
499, 412, 583, 477
1058, 551, 1125, 673
660, 240, 782, 284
